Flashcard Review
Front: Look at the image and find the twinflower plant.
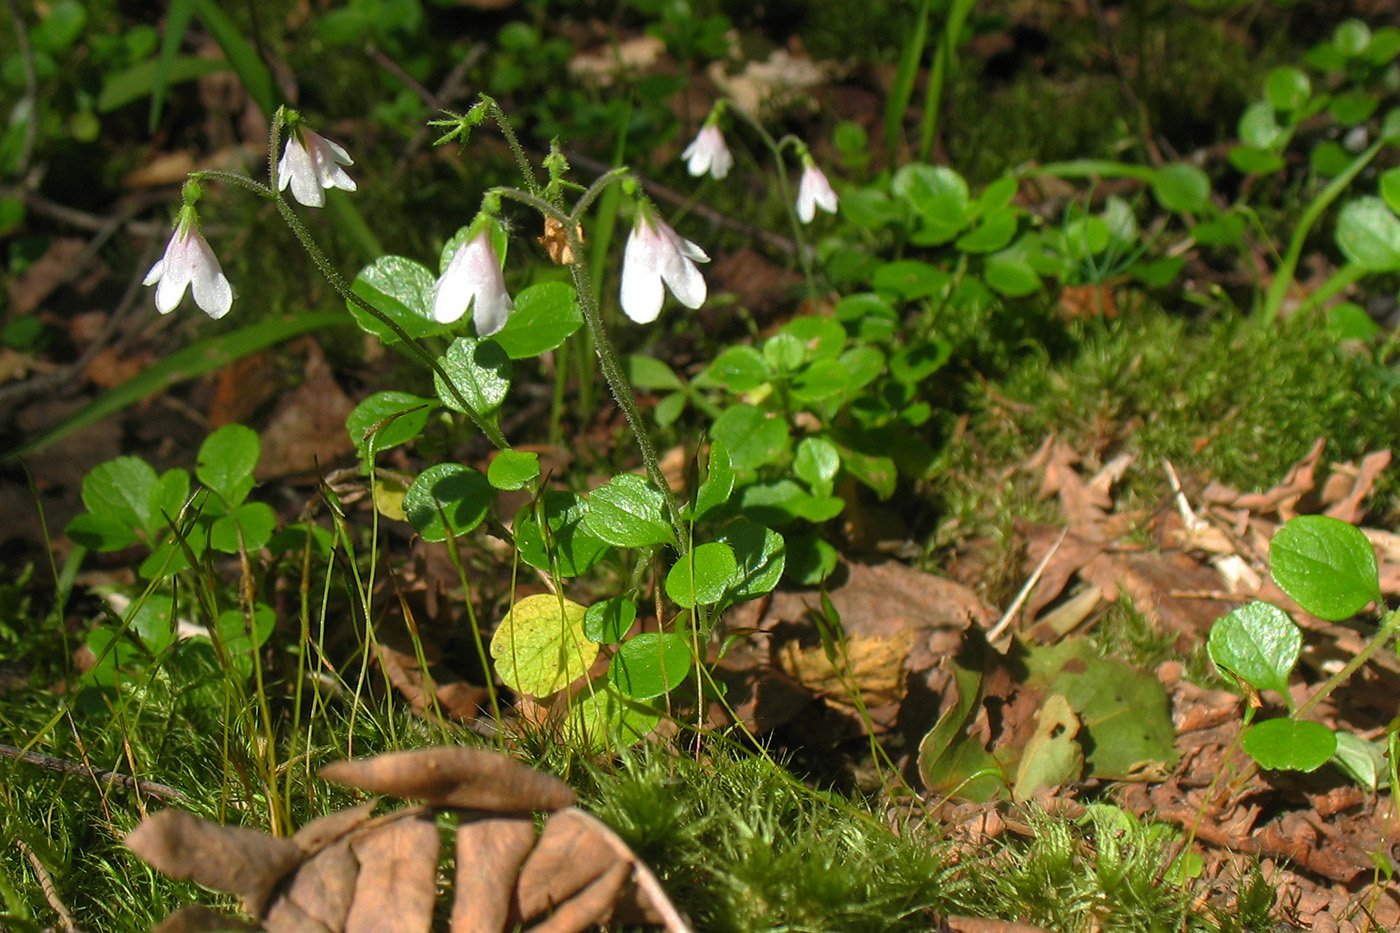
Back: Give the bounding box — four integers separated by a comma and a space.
143, 181, 233, 319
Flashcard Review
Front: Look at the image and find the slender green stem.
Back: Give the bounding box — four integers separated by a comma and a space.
1296, 610, 1400, 720
727, 107, 816, 292
1262, 139, 1384, 322
484, 98, 541, 197
563, 224, 690, 553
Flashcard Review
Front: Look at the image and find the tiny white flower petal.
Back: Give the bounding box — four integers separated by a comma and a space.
681, 125, 732, 180
145, 224, 232, 318
189, 234, 233, 319
431, 231, 513, 334
797, 164, 838, 224
620, 224, 666, 323
279, 128, 357, 207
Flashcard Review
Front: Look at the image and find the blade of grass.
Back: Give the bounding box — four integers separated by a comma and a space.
148, 0, 198, 132
6, 311, 351, 463
884, 0, 932, 166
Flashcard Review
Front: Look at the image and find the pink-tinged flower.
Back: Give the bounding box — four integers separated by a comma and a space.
143, 217, 233, 319
620, 214, 709, 324
278, 127, 357, 208
433, 229, 513, 335
796, 163, 838, 223
681, 124, 733, 180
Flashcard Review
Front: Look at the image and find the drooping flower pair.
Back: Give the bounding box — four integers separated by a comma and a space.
145, 116, 358, 317
677, 115, 838, 223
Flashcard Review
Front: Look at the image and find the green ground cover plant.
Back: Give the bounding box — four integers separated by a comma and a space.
6, 0, 1400, 930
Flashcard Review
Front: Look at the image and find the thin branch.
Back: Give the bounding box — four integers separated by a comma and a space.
1, 742, 190, 803
16, 838, 84, 933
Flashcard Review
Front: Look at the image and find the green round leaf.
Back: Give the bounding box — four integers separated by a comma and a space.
706, 345, 770, 392
492, 282, 583, 358
131, 595, 178, 654
1207, 601, 1301, 696
197, 424, 259, 507
694, 442, 735, 522
1334, 19, 1371, 57
1265, 67, 1311, 112
348, 255, 444, 345
1270, 515, 1381, 620
514, 492, 610, 577
654, 392, 686, 426
583, 474, 674, 548
779, 317, 847, 361
711, 404, 791, 474
784, 533, 838, 585
608, 632, 693, 701
984, 254, 1042, 297
955, 209, 1018, 254
491, 593, 596, 697
487, 450, 540, 490
80, 456, 160, 539
665, 542, 738, 608
889, 340, 951, 385
1227, 145, 1285, 176
214, 603, 276, 679
1329, 90, 1378, 127
794, 437, 841, 496
1309, 141, 1353, 178
1337, 197, 1400, 271
625, 354, 684, 390
790, 359, 852, 403
833, 293, 898, 340
1237, 101, 1283, 150
564, 682, 660, 752
584, 596, 637, 643
871, 260, 951, 301
893, 163, 969, 242
210, 502, 277, 553
1327, 303, 1381, 342
434, 336, 512, 417
404, 464, 492, 541
347, 391, 435, 459
1150, 164, 1211, 214
716, 521, 785, 601
1242, 719, 1337, 772
763, 333, 807, 372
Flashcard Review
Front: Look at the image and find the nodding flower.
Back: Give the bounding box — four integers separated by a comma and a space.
278, 125, 357, 208
681, 124, 733, 180
619, 210, 709, 324
433, 225, 514, 336
143, 210, 233, 319
796, 160, 839, 224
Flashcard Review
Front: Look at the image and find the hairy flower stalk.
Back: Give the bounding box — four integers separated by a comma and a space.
278, 125, 357, 208
143, 204, 233, 319
433, 224, 514, 335
681, 124, 733, 180
796, 159, 838, 223
619, 211, 709, 324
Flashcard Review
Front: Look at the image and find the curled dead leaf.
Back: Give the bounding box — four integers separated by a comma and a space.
319, 745, 576, 812
124, 809, 304, 915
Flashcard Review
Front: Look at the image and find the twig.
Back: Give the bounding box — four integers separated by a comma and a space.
987, 526, 1068, 644
0, 742, 190, 803
0, 238, 159, 418
15, 838, 83, 933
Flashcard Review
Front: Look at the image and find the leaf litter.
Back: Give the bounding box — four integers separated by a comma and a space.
126, 745, 691, 933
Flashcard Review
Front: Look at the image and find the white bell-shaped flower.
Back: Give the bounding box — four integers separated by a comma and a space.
796, 162, 839, 223
619, 213, 709, 324
143, 216, 233, 319
681, 124, 733, 180
278, 127, 357, 208
433, 228, 514, 336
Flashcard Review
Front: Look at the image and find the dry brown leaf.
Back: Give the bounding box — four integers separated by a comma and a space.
8, 237, 87, 315
293, 800, 378, 854
515, 809, 624, 922
452, 816, 536, 933
319, 746, 576, 812
344, 816, 439, 933
124, 810, 304, 915
256, 340, 355, 478
153, 905, 259, 932
263, 836, 358, 933
1322, 449, 1391, 523
375, 641, 488, 723
131, 748, 692, 933
526, 860, 633, 933
777, 630, 911, 714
